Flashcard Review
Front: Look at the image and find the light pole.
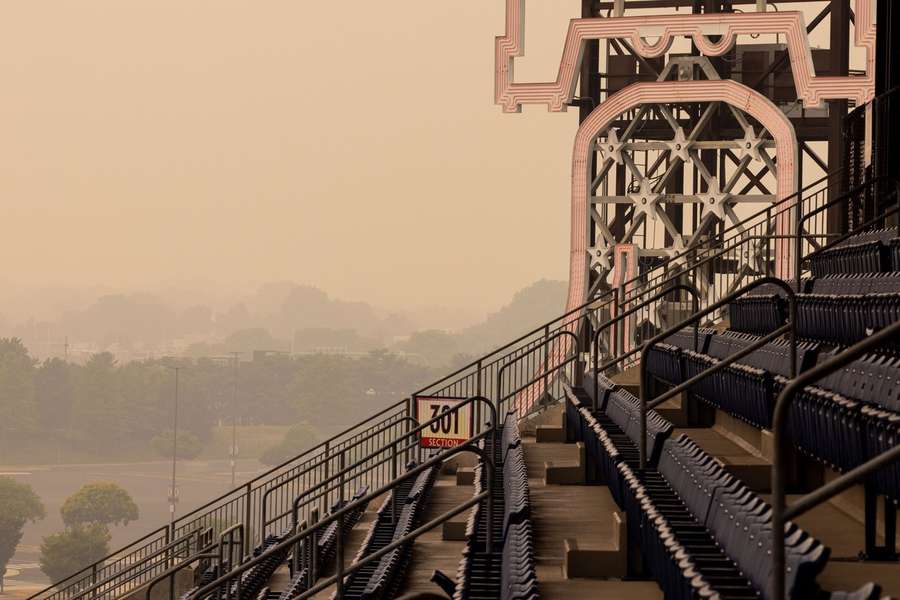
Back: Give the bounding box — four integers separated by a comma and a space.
164, 364, 182, 526
229, 352, 240, 486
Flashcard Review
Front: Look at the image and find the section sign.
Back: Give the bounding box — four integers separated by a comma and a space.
416, 396, 472, 448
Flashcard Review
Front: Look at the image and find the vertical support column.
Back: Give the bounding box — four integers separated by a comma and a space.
875, 0, 900, 182
827, 0, 850, 230
335, 451, 346, 599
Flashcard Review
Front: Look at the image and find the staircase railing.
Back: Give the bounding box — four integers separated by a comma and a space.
31, 168, 844, 600
177, 395, 498, 600
637, 277, 799, 468
771, 319, 900, 600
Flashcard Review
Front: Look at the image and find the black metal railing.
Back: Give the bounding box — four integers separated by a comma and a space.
771, 319, 900, 600
638, 277, 798, 468
176, 395, 499, 600
32, 167, 844, 600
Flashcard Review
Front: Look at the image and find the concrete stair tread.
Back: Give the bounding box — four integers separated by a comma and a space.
522, 437, 631, 596
538, 579, 662, 599
394, 471, 468, 597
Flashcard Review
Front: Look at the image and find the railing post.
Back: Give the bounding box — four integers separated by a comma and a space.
405, 398, 414, 465
309, 507, 319, 584
324, 439, 334, 509
167, 522, 175, 569
475, 360, 483, 434
335, 451, 346, 599
542, 325, 550, 403
243, 483, 252, 554
292, 519, 306, 579
616, 284, 626, 360
765, 206, 773, 278
391, 442, 399, 524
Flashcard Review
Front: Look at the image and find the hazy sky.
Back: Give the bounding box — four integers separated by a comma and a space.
1, 2, 857, 317
0, 1, 584, 314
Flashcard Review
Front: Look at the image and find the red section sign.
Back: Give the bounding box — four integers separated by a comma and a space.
416, 396, 472, 449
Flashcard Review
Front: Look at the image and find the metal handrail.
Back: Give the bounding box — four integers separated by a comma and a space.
284, 437, 420, 532
144, 548, 220, 600
638, 277, 798, 468
187, 422, 496, 600
771, 319, 900, 600
592, 284, 699, 406
65, 528, 207, 600
495, 329, 579, 408
257, 415, 421, 538
31, 168, 840, 600
794, 176, 900, 289
25, 525, 170, 600
414, 172, 834, 398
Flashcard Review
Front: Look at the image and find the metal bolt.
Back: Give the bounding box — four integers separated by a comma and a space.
746, 142, 752, 149
609, 145, 615, 152
675, 144, 682, 150
641, 197, 648, 204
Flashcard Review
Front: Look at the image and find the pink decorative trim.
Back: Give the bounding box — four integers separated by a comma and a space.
566, 80, 798, 315
512, 80, 798, 414
495, 0, 875, 112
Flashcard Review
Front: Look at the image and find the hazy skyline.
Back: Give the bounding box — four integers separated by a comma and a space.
1, 1, 581, 314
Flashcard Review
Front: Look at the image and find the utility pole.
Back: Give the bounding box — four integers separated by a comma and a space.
165, 365, 182, 526
229, 351, 240, 486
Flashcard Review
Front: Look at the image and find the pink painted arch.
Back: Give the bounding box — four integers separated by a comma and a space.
511, 79, 798, 415
565, 79, 798, 313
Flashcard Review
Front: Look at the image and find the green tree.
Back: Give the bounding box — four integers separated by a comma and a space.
0, 338, 37, 455
0, 477, 45, 593
260, 422, 325, 466
60, 482, 138, 528
72, 353, 122, 454
39, 524, 110, 583
151, 430, 203, 460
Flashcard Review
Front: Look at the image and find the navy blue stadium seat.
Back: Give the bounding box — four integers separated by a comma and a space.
619, 435, 880, 600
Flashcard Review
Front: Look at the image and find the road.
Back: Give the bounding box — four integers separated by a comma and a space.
1, 457, 268, 594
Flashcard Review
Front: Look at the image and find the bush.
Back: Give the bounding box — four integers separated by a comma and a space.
60, 482, 138, 528
260, 422, 324, 466
0, 477, 45, 593
151, 430, 203, 460
39, 524, 110, 582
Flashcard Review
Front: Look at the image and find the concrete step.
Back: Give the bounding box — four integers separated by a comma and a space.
544, 442, 586, 485
675, 425, 771, 492
521, 437, 657, 599
395, 471, 469, 597
563, 511, 626, 579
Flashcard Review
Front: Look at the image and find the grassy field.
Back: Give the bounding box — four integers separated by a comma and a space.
201, 424, 291, 459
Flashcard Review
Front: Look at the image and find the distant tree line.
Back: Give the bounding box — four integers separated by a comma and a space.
0, 338, 442, 464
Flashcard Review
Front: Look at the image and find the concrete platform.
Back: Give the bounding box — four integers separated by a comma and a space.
778, 495, 900, 599
396, 471, 471, 597
676, 426, 771, 491
522, 436, 661, 599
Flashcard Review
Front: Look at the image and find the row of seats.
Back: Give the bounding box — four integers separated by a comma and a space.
789, 353, 900, 499
359, 464, 439, 599
451, 412, 536, 600
565, 382, 673, 507
234, 532, 292, 600
646, 328, 900, 501
647, 324, 900, 500
336, 461, 438, 600
728, 275, 900, 351
617, 434, 879, 600
452, 432, 504, 600
807, 228, 899, 277
647, 332, 820, 428
568, 381, 881, 599
500, 415, 537, 600
277, 487, 370, 599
